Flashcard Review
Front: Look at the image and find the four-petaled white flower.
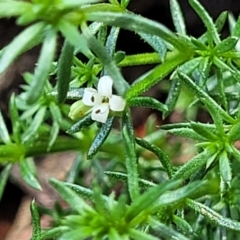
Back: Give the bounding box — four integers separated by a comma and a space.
82, 75, 126, 123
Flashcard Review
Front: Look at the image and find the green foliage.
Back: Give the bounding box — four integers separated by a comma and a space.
1, 0, 240, 239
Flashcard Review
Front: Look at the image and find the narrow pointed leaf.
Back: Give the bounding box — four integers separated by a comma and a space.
136, 138, 173, 178
9, 94, 21, 143
149, 218, 190, 240
163, 78, 181, 118
87, 116, 114, 159
19, 158, 41, 190
0, 110, 11, 144
228, 122, 240, 142
219, 151, 232, 184
122, 111, 139, 201
125, 180, 181, 222
0, 1, 31, 18
82, 25, 129, 96
178, 71, 234, 123
22, 107, 46, 143
67, 114, 94, 133
232, 15, 240, 37
104, 171, 156, 190
170, 0, 186, 34
26, 29, 57, 104
30, 200, 41, 240
106, 26, 120, 56
57, 40, 74, 103
190, 122, 217, 140
199, 11, 227, 43
214, 37, 238, 54
85, 9, 192, 50
128, 97, 168, 112
173, 148, 216, 180
0, 22, 45, 74
138, 32, 167, 62
129, 229, 159, 240
186, 199, 240, 231
189, 0, 220, 45
172, 215, 194, 235
59, 20, 91, 58
168, 127, 206, 140
49, 178, 93, 214
0, 164, 12, 201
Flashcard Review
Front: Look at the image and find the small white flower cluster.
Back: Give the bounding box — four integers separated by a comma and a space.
69, 76, 126, 123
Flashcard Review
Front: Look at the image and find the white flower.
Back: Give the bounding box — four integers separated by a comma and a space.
82, 76, 126, 123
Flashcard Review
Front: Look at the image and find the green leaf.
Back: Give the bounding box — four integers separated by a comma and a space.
135, 138, 173, 178
125, 180, 181, 222
152, 181, 201, 209
0, 110, 11, 144
104, 171, 156, 190
126, 51, 188, 99
63, 182, 104, 202
0, 1, 32, 18
85, 9, 192, 51
19, 158, 41, 190
0, 164, 12, 201
58, 19, 91, 58
66, 154, 83, 183
190, 121, 217, 140
57, 40, 74, 103
30, 200, 41, 240
9, 94, 21, 143
173, 148, 216, 181
129, 229, 159, 240
228, 122, 240, 142
128, 97, 168, 112
67, 114, 94, 133
219, 151, 232, 185
170, 0, 186, 34
49, 178, 93, 214
163, 78, 181, 119
213, 57, 240, 84
22, 107, 46, 143
172, 215, 194, 235
232, 15, 240, 37
122, 111, 139, 201
26, 29, 57, 104
189, 0, 220, 45
198, 57, 211, 87
186, 199, 240, 231
178, 71, 234, 123
138, 32, 167, 62
120, 0, 130, 8
199, 11, 227, 43
106, 26, 120, 56
87, 116, 114, 159
168, 127, 206, 141
214, 37, 238, 54
149, 217, 190, 240
82, 24, 129, 96
50, 88, 85, 100
0, 22, 45, 74
41, 227, 69, 239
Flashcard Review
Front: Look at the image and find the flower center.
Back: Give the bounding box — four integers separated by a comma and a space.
102, 96, 109, 104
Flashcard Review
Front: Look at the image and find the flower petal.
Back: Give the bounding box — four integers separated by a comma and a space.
91, 103, 109, 123
83, 88, 103, 106
97, 76, 113, 97
109, 95, 126, 112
